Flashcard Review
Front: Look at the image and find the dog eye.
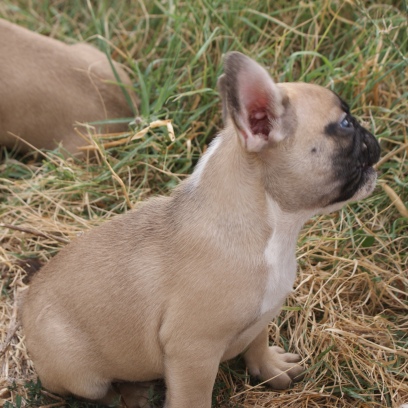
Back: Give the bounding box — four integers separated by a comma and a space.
340, 117, 352, 129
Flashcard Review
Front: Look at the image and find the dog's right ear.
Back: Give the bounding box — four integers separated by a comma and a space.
218, 52, 287, 152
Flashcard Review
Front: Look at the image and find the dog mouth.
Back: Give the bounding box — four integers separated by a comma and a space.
357, 156, 375, 175
335, 165, 372, 203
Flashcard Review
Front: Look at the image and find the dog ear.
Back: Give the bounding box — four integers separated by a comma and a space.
218, 52, 287, 152
217, 74, 228, 125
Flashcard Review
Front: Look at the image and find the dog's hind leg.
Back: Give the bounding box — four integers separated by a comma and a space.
115, 382, 157, 408
36, 364, 111, 402
24, 310, 113, 403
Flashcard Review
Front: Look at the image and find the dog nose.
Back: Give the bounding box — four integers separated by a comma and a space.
364, 131, 381, 166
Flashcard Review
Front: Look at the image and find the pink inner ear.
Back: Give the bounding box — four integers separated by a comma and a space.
240, 83, 273, 138
249, 108, 270, 139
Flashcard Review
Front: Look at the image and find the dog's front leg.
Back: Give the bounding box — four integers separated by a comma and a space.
244, 327, 304, 389
164, 344, 221, 408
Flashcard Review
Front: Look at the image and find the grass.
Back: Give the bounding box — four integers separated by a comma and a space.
0, 0, 407, 407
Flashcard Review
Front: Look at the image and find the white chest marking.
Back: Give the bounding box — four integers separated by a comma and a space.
261, 196, 312, 314
189, 136, 222, 188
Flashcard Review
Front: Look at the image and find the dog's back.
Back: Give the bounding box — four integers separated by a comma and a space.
0, 19, 137, 154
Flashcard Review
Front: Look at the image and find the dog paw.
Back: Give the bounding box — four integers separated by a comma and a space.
247, 346, 305, 390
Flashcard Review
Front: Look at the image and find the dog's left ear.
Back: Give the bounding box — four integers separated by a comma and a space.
218, 52, 287, 152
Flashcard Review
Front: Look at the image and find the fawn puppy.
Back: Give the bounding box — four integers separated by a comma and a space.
0, 18, 136, 154
21, 52, 380, 407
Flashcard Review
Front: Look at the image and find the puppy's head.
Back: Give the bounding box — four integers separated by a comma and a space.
218, 52, 380, 214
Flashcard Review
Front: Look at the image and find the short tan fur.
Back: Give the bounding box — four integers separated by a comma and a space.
21, 52, 380, 407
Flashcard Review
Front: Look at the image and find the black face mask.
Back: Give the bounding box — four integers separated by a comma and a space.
325, 112, 381, 205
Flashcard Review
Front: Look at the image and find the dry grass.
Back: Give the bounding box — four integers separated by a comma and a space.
1, 0, 407, 407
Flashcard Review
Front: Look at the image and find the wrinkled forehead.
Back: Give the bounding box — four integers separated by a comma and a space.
277, 82, 348, 123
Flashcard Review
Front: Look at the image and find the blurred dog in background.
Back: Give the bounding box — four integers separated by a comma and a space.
0, 18, 137, 155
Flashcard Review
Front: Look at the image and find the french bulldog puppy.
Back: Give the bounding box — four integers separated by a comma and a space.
21, 52, 380, 407
0, 18, 137, 154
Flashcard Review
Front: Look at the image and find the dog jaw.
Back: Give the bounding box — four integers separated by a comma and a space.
320, 168, 378, 215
